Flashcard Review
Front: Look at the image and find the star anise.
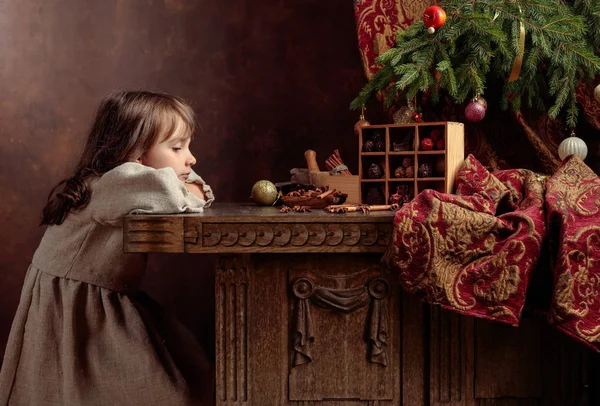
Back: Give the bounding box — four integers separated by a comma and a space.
293, 205, 312, 213
357, 204, 370, 213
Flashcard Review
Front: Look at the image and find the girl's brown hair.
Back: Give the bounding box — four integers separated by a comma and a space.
41, 90, 196, 225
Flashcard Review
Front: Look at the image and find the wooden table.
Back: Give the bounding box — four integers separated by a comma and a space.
124, 203, 591, 406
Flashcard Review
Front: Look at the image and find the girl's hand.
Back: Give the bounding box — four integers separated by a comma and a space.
184, 182, 206, 200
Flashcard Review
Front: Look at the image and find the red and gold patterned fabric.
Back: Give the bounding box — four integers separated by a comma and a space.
388, 155, 546, 326
546, 156, 600, 351
354, 0, 431, 79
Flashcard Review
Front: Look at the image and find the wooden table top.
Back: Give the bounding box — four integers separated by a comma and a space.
123, 202, 397, 254
130, 202, 397, 221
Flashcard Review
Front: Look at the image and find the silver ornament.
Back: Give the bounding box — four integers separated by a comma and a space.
594, 84, 600, 102
558, 133, 588, 160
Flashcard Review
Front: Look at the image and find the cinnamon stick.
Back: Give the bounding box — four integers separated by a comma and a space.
324, 203, 400, 213
317, 188, 336, 199
324, 150, 352, 175
369, 204, 400, 211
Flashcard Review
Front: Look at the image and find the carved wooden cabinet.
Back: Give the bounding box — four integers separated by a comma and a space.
124, 203, 594, 406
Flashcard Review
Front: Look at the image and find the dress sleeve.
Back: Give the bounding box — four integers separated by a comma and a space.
88, 162, 209, 225
185, 170, 215, 208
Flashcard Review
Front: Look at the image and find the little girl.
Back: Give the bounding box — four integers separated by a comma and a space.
0, 91, 214, 405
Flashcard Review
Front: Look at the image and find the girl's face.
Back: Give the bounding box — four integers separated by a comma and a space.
138, 120, 197, 182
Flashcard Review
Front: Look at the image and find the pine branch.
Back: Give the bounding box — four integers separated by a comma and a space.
574, 0, 600, 49
351, 0, 600, 128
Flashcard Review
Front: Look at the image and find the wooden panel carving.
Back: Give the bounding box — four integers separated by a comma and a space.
430, 307, 475, 406
123, 217, 184, 252
290, 277, 390, 368
216, 255, 250, 405
540, 322, 590, 406
288, 262, 397, 402
401, 293, 427, 405
474, 318, 542, 399
428, 310, 592, 406
185, 219, 393, 253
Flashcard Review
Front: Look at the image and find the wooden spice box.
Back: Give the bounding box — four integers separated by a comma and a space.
358, 122, 464, 204
309, 171, 360, 203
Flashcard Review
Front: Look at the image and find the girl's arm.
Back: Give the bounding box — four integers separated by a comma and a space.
88, 162, 210, 225
185, 170, 215, 207
184, 182, 206, 200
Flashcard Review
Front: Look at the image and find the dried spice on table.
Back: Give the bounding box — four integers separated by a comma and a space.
280, 186, 347, 210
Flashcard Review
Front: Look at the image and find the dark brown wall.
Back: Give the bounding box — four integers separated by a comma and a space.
0, 0, 377, 359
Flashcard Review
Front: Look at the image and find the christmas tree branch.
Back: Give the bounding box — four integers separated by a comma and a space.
350, 0, 600, 128
482, 2, 578, 39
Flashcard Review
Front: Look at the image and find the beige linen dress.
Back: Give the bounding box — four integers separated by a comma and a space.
0, 162, 214, 405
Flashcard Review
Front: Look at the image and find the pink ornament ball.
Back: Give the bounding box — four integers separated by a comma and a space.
465, 101, 486, 122
474, 95, 488, 111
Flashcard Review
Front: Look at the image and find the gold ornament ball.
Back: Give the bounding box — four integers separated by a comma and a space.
354, 119, 371, 136
594, 84, 600, 102
250, 180, 278, 206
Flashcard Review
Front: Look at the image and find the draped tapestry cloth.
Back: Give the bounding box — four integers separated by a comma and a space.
387, 154, 546, 326
546, 156, 600, 352
386, 153, 600, 350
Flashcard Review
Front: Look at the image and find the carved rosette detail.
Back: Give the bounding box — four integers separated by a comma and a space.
291, 277, 390, 368
292, 277, 316, 299
201, 223, 392, 250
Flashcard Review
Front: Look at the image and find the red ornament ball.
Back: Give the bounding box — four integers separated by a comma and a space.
436, 138, 445, 150
430, 129, 442, 142
465, 101, 486, 122
420, 137, 434, 151
412, 112, 422, 123
423, 6, 447, 34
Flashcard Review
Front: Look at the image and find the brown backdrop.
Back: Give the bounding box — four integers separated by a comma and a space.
0, 0, 386, 361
